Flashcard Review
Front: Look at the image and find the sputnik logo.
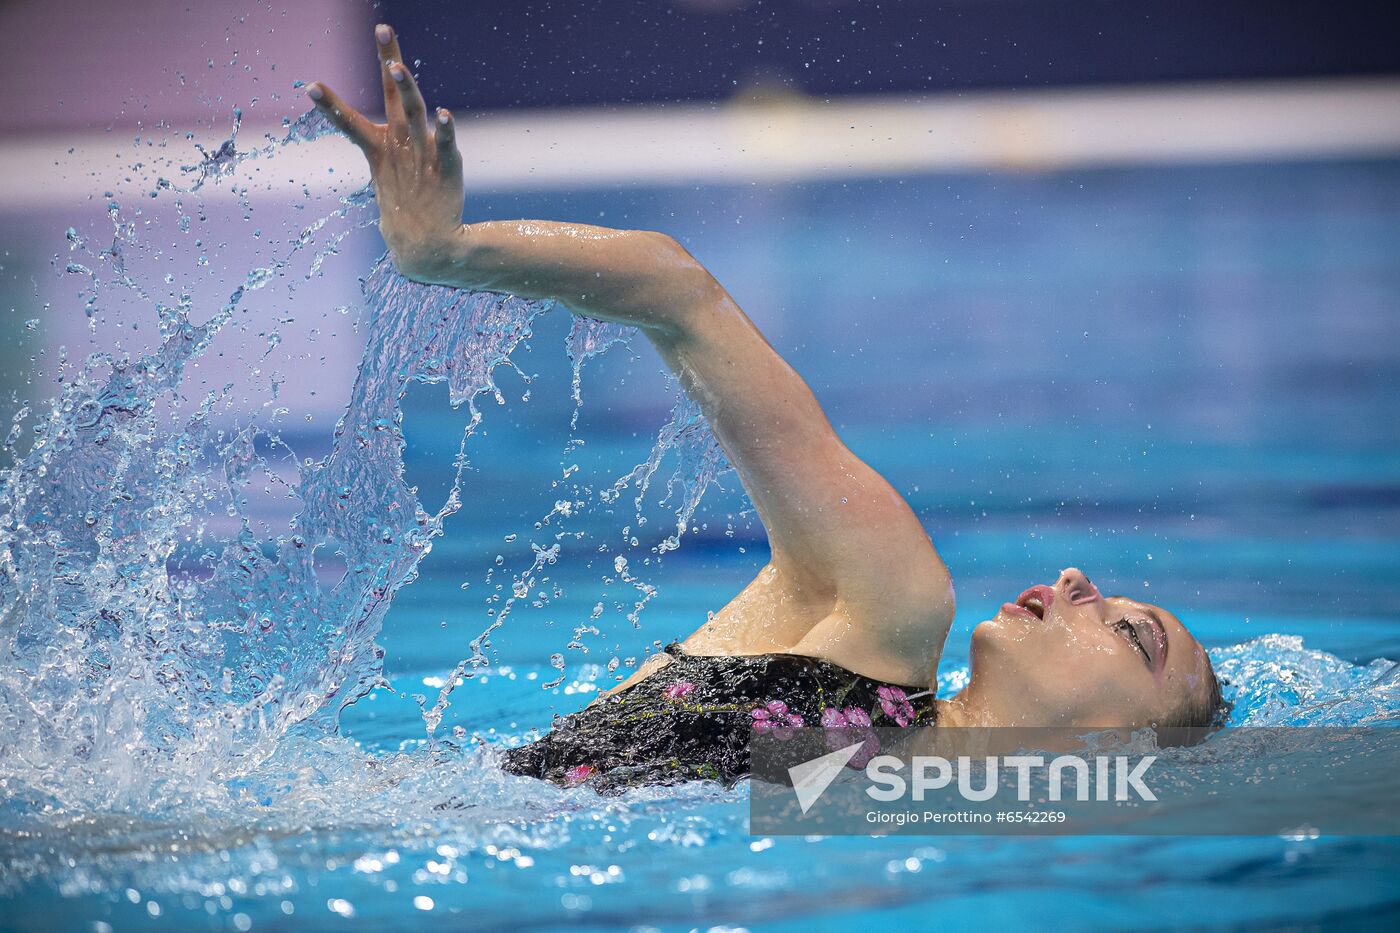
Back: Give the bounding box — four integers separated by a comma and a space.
788, 742, 865, 813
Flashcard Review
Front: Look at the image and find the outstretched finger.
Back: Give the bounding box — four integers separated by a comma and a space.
435, 109, 461, 174
388, 61, 430, 152
307, 83, 379, 153
375, 23, 406, 124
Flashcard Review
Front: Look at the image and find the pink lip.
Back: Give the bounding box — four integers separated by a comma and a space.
1016, 585, 1056, 612
1001, 602, 1038, 619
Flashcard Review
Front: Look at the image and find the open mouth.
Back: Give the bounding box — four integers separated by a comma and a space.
1006, 584, 1056, 620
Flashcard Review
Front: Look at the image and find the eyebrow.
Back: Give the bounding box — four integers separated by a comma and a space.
1109, 596, 1166, 628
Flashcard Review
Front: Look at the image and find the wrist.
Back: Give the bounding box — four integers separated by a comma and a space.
392, 223, 472, 287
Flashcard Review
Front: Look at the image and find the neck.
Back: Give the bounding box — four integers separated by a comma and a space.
935, 691, 999, 729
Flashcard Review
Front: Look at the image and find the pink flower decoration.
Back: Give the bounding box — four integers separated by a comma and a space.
821, 705, 880, 766
663, 681, 696, 701
751, 700, 804, 739
563, 764, 595, 787
877, 686, 916, 727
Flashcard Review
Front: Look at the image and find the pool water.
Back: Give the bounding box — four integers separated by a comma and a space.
2, 147, 1399, 930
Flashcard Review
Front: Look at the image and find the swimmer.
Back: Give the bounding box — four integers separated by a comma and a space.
309, 25, 1223, 790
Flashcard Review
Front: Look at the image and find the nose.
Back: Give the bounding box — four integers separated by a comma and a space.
1057, 567, 1100, 603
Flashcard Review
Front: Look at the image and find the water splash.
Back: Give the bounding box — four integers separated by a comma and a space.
562, 316, 734, 544
603, 388, 731, 555
413, 317, 735, 733
0, 106, 737, 814
565, 316, 632, 430
181, 106, 337, 192
0, 248, 550, 809
1213, 634, 1400, 727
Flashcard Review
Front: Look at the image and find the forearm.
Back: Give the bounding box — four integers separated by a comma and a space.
422, 220, 716, 337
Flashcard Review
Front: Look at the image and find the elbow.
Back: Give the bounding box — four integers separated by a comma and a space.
637, 230, 707, 286
636, 230, 725, 339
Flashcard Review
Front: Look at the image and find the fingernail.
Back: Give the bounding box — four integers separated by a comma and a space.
391, 64, 407, 83
376, 24, 392, 45
437, 110, 450, 125
307, 84, 324, 101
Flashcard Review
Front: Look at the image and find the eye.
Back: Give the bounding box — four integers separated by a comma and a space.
1112, 619, 1152, 667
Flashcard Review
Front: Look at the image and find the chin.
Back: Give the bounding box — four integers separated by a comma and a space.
968, 617, 1048, 684
968, 618, 1008, 664
971, 613, 1027, 646
969, 617, 998, 647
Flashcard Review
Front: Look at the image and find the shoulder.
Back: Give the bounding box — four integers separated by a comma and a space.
597, 651, 675, 700
789, 554, 956, 687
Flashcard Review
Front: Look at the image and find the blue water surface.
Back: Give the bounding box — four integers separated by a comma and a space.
3, 159, 1399, 931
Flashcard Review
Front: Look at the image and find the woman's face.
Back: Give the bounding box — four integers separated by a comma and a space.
961, 567, 1215, 729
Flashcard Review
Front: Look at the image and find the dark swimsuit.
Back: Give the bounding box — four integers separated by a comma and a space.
502, 643, 937, 792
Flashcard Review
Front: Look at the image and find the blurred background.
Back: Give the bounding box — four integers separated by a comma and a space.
1, 0, 1398, 691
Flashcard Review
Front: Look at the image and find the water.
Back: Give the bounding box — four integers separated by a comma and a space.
1, 101, 1398, 930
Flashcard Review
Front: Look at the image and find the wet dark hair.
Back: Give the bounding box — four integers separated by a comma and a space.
1185, 663, 1228, 728
1154, 659, 1230, 745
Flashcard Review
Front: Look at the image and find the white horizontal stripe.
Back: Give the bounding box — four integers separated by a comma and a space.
2, 77, 1398, 209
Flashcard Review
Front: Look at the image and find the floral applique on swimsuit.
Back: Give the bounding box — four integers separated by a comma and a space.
502, 643, 935, 792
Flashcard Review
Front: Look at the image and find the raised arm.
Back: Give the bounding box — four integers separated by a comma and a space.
309, 26, 955, 685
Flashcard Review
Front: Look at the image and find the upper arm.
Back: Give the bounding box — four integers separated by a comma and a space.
647, 266, 953, 640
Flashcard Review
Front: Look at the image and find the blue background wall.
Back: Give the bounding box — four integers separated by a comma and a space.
381, 0, 1400, 109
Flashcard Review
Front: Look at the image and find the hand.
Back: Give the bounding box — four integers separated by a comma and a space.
308, 24, 466, 283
